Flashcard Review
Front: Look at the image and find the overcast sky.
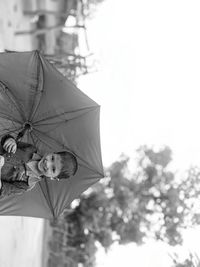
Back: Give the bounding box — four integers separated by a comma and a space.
78, 0, 200, 173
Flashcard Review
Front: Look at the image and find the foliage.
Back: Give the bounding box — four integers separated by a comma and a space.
80, 0, 106, 18
48, 145, 200, 266
170, 252, 200, 267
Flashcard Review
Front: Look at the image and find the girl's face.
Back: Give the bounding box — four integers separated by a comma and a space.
37, 153, 62, 178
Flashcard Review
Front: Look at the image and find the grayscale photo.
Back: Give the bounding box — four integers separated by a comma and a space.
0, 0, 199, 267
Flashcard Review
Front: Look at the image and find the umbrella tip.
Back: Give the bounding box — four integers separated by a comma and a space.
16, 122, 33, 141
23, 122, 33, 131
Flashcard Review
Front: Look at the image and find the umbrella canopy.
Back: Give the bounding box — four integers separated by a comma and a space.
0, 50, 104, 219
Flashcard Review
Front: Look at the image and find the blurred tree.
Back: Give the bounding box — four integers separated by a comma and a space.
16, 0, 101, 81
49, 145, 200, 266
82, 0, 106, 18
170, 252, 200, 267
45, 53, 98, 83
20, 0, 106, 34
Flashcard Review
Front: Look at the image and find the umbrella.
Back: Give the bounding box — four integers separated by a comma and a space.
0, 50, 104, 219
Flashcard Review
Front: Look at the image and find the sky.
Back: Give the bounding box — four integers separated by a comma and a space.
78, 0, 200, 172
77, 0, 200, 266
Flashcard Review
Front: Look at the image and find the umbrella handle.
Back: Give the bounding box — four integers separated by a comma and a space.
16, 129, 25, 142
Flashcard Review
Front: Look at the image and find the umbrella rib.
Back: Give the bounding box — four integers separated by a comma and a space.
31, 130, 56, 152
38, 179, 56, 219
0, 117, 21, 140
33, 128, 72, 152
0, 112, 22, 125
33, 128, 104, 176
0, 126, 22, 139
0, 81, 26, 122
29, 52, 44, 122
29, 131, 38, 148
33, 107, 98, 135
34, 105, 99, 125
59, 175, 102, 215
78, 162, 104, 177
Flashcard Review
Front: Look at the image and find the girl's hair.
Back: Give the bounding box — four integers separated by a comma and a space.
56, 151, 78, 180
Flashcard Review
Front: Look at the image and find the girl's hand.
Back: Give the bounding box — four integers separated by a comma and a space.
3, 138, 17, 154
0, 155, 5, 168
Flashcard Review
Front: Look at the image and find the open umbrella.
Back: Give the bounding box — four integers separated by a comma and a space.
0, 50, 104, 219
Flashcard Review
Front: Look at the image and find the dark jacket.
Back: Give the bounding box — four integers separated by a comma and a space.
0, 135, 37, 198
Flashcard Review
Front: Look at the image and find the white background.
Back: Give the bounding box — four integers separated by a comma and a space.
78, 0, 200, 266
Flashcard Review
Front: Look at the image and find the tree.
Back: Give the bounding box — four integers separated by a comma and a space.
170, 252, 200, 267
45, 53, 98, 82
20, 0, 106, 35
49, 145, 200, 266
